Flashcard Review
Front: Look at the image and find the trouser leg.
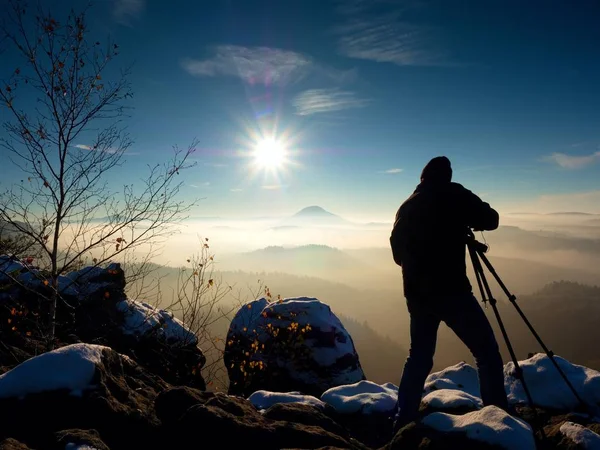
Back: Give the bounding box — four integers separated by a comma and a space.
395, 304, 440, 424
443, 294, 508, 410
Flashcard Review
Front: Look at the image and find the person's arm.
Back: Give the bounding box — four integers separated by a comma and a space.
390, 208, 405, 266
458, 185, 499, 231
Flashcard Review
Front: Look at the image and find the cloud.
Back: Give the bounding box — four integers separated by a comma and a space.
204, 162, 228, 168
230, 188, 243, 192
182, 45, 357, 86
262, 184, 283, 190
543, 151, 600, 169
181, 46, 312, 86
75, 144, 93, 150
380, 168, 403, 174
113, 0, 145, 26
333, 1, 450, 66
293, 88, 370, 115
190, 182, 210, 188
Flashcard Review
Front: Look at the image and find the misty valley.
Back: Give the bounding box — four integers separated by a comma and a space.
122, 206, 600, 389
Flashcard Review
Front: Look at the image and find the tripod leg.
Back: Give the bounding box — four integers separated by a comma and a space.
468, 247, 538, 411
477, 251, 588, 410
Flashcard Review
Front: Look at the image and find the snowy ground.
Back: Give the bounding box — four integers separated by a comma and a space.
248, 353, 600, 449
0, 344, 106, 399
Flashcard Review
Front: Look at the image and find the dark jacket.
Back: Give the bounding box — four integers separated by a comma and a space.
390, 181, 499, 298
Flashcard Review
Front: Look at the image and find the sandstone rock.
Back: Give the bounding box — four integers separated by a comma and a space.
0, 344, 167, 450
54, 429, 110, 450
157, 387, 364, 449
225, 296, 365, 397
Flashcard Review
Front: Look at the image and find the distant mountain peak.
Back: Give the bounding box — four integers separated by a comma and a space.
293, 206, 336, 217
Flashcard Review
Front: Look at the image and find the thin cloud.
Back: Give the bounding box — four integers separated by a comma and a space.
334, 1, 450, 66
230, 188, 243, 192
190, 182, 210, 188
262, 184, 283, 190
113, 0, 145, 26
380, 168, 403, 174
204, 162, 228, 168
293, 88, 370, 115
544, 151, 600, 169
181, 46, 312, 86
182, 45, 356, 86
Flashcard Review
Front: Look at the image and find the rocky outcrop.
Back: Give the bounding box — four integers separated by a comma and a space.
0, 256, 206, 389
1, 257, 600, 450
224, 296, 365, 397
155, 386, 367, 450
0, 344, 167, 449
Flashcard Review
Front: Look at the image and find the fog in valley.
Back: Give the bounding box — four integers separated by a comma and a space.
119, 205, 600, 388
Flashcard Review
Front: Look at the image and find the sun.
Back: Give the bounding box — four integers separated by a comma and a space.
253, 138, 287, 170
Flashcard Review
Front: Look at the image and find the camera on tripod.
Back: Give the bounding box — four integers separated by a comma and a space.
466, 226, 588, 415
466, 228, 489, 254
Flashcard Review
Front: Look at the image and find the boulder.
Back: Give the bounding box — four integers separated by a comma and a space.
0, 343, 168, 450
388, 406, 535, 450
224, 296, 365, 397
0, 256, 206, 389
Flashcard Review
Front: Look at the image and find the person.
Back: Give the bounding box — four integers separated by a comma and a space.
389, 156, 508, 432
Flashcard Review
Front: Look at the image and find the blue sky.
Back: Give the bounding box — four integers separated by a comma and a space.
2, 0, 600, 221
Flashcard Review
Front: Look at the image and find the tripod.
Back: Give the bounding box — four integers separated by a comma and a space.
466, 229, 588, 414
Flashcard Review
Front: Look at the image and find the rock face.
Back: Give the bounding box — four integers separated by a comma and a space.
0, 256, 206, 389
0, 344, 168, 450
224, 296, 365, 397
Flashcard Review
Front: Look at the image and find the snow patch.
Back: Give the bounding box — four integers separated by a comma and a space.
505, 353, 600, 409
424, 362, 481, 398
0, 343, 106, 399
321, 380, 398, 414
559, 421, 600, 449
116, 299, 197, 346
248, 390, 326, 410
423, 405, 535, 450
422, 389, 483, 410
65, 263, 122, 301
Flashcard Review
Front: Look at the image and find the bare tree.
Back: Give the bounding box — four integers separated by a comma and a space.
163, 238, 236, 388
0, 1, 197, 347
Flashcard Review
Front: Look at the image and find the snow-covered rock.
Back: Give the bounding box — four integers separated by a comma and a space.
65, 263, 125, 301
0, 256, 120, 300
116, 299, 197, 346
0, 345, 169, 450
321, 380, 398, 414
422, 406, 535, 450
505, 353, 600, 410
248, 390, 326, 411
424, 361, 481, 398
422, 388, 483, 411
559, 421, 600, 449
224, 296, 365, 397
0, 343, 106, 399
